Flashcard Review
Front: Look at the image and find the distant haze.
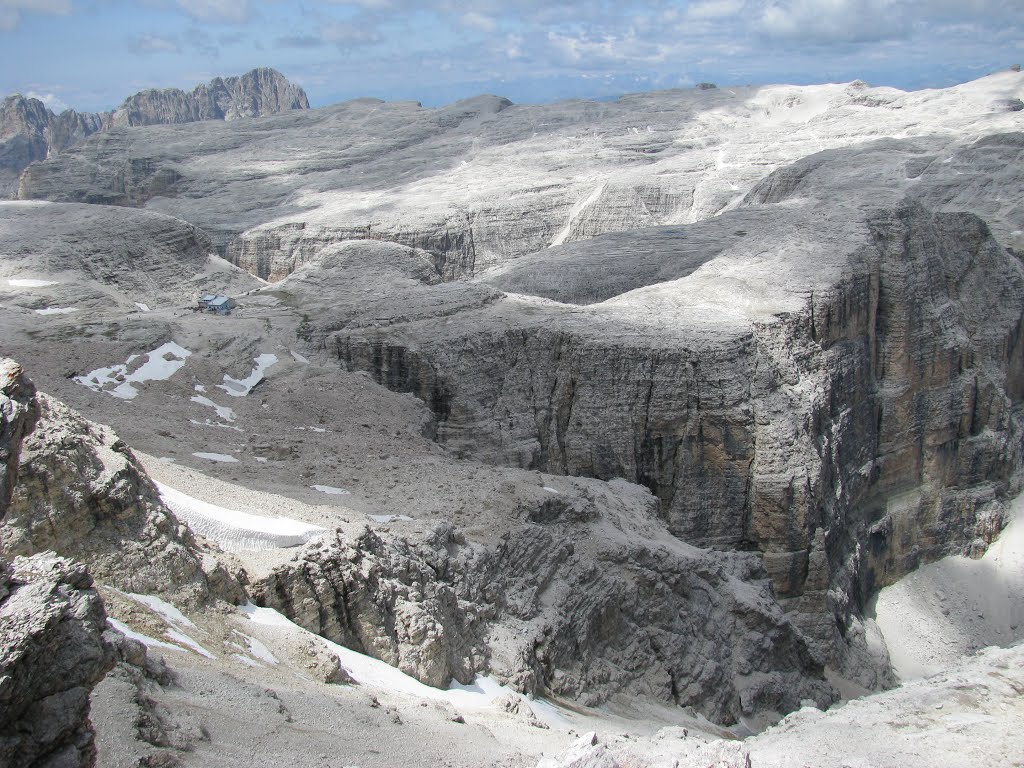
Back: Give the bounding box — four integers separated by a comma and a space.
1, 1, 1022, 112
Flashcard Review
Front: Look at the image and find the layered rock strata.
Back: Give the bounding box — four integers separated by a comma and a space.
0, 358, 240, 604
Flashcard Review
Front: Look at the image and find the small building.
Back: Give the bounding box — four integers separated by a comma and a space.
197, 294, 235, 315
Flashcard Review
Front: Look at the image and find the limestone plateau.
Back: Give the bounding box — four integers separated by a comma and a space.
1, 67, 1024, 768
0, 67, 309, 197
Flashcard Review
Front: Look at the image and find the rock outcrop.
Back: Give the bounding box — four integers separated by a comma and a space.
253, 479, 835, 725
0, 358, 241, 605
0, 359, 37, 516
107, 67, 309, 128
17, 70, 1021, 269
1, 68, 308, 199
2, 393, 216, 600
0, 553, 115, 768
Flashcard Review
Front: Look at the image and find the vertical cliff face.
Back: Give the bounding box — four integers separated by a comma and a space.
324, 201, 1024, 677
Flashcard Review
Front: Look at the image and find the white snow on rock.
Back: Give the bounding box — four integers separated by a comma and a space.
231, 630, 279, 665
107, 618, 184, 653
311, 484, 350, 495
156, 481, 326, 551
368, 514, 414, 523
190, 395, 237, 422
7, 278, 57, 287
165, 628, 216, 659
217, 353, 278, 397
34, 306, 78, 315
75, 342, 192, 400
135, 302, 151, 312
290, 350, 309, 363
191, 452, 239, 463
121, 591, 196, 628
240, 603, 568, 726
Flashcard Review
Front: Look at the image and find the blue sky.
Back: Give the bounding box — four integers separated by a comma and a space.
2, 0, 1022, 113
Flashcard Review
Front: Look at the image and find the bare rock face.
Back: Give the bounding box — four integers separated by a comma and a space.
253, 488, 835, 725
283, 136, 1024, 684
0, 359, 240, 605
0, 553, 115, 768
0, 359, 38, 516
1, 392, 223, 603
107, 67, 310, 128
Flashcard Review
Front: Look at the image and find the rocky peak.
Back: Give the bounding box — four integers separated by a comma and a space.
0, 67, 309, 197
107, 67, 309, 128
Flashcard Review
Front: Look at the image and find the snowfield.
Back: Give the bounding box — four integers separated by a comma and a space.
156, 481, 326, 551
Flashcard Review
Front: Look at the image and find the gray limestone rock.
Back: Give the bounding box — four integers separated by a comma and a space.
0, 553, 116, 768
252, 489, 835, 725
106, 67, 309, 128
1, 68, 307, 200
0, 361, 242, 605
2, 393, 214, 601
279, 137, 1024, 682
0, 358, 38, 517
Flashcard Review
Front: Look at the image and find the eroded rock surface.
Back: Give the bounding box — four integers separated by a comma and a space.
0, 359, 241, 605
253, 480, 834, 725
0, 553, 115, 768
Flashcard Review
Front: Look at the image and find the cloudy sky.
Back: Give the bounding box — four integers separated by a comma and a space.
2, 0, 1022, 113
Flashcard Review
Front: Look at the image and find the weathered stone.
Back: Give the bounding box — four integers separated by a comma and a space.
0, 553, 115, 768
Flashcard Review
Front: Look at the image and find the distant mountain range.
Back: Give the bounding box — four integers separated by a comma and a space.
0, 67, 309, 196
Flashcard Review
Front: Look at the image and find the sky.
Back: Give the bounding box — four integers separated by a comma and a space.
1, 0, 1022, 113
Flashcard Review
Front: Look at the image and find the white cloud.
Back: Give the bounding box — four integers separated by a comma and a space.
0, 0, 71, 31
128, 33, 181, 54
686, 0, 745, 20
757, 0, 911, 42
175, 0, 248, 24
25, 89, 68, 111
460, 11, 496, 32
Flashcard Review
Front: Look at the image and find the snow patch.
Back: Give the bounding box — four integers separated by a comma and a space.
8, 278, 57, 287
217, 353, 278, 397
240, 603, 568, 726
76, 342, 191, 400
290, 350, 309, 363
233, 630, 279, 665
190, 395, 236, 422
123, 592, 196, 628
156, 481, 326, 551
165, 628, 216, 659
311, 484, 350, 495
107, 618, 184, 653
192, 452, 239, 463
34, 307, 78, 315
135, 302, 151, 312
368, 514, 414, 523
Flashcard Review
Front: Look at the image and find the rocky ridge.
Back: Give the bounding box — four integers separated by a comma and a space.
15, 70, 1022, 273
0, 68, 308, 197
